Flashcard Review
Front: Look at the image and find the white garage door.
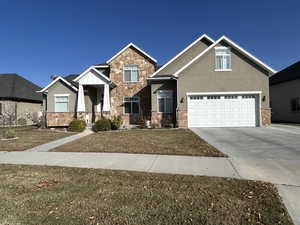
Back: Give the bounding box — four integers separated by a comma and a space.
187, 93, 259, 127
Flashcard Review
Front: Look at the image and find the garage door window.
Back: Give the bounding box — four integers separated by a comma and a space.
158, 90, 173, 113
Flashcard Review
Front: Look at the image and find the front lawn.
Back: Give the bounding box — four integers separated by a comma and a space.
52, 129, 225, 157
0, 126, 74, 151
0, 164, 292, 225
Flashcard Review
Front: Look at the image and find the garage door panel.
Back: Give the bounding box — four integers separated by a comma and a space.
188, 94, 259, 127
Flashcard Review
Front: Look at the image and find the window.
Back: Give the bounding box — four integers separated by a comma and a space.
124, 97, 139, 114
190, 96, 203, 100
0, 103, 2, 115
215, 47, 231, 71
207, 96, 221, 100
158, 90, 173, 113
55, 95, 69, 112
124, 65, 139, 82
291, 98, 300, 112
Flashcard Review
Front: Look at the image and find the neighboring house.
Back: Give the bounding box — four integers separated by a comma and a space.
0, 74, 42, 125
39, 34, 275, 128
269, 61, 300, 123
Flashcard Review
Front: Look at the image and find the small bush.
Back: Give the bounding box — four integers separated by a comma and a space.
68, 119, 86, 132
94, 118, 111, 132
17, 118, 27, 126
110, 116, 122, 130
151, 123, 158, 129
3, 129, 16, 139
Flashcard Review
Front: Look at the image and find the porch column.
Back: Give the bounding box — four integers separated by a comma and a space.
96, 87, 101, 113
77, 84, 85, 112
103, 84, 110, 112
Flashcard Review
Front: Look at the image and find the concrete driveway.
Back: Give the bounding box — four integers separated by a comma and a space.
191, 124, 300, 225
191, 124, 300, 160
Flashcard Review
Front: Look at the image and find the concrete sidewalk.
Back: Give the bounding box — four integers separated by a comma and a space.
0, 151, 298, 224
25, 129, 93, 152
0, 152, 239, 178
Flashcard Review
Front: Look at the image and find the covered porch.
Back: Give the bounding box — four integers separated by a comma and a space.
74, 67, 114, 125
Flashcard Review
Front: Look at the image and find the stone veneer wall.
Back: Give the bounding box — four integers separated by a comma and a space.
108, 46, 156, 126
46, 112, 75, 127
177, 110, 188, 127
261, 108, 271, 126
151, 112, 175, 127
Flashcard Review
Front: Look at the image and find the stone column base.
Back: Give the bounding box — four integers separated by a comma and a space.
177, 110, 187, 128
151, 112, 174, 128
261, 108, 271, 126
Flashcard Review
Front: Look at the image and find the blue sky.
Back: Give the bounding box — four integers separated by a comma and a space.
0, 0, 299, 87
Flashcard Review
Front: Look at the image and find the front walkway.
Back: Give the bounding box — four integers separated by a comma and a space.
25, 129, 93, 152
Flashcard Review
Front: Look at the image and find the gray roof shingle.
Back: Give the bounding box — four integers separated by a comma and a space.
270, 61, 300, 85
0, 73, 42, 102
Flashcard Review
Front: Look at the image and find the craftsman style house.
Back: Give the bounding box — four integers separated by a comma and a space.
39, 34, 275, 128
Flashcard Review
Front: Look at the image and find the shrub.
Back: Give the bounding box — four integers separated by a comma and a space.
110, 116, 122, 130
151, 123, 158, 129
68, 119, 86, 132
94, 118, 111, 132
3, 129, 16, 139
17, 117, 27, 126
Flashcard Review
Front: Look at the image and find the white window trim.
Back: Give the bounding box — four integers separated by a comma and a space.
123, 65, 140, 83
215, 46, 231, 71
157, 90, 173, 113
54, 94, 70, 113
123, 97, 140, 114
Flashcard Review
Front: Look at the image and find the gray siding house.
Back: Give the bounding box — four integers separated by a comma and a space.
39, 34, 275, 128
270, 61, 300, 123
0, 74, 42, 125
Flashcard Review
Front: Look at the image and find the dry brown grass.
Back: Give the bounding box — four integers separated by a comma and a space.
52, 129, 226, 157
0, 126, 74, 151
0, 164, 293, 225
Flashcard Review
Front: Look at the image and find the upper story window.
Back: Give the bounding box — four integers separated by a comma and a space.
124, 65, 139, 82
291, 97, 300, 112
215, 47, 231, 71
158, 90, 173, 113
54, 95, 69, 112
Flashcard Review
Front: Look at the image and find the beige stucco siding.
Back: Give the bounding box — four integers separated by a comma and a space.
177, 44, 270, 111
0, 100, 42, 125
270, 79, 300, 123
151, 80, 177, 112
157, 39, 211, 75
47, 81, 77, 112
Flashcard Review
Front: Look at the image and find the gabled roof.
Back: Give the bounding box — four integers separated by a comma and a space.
38, 76, 78, 93
150, 34, 214, 77
73, 66, 111, 83
106, 43, 157, 64
174, 35, 276, 76
270, 61, 300, 85
0, 73, 42, 102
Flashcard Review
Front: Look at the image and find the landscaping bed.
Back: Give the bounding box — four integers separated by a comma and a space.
0, 126, 74, 151
0, 164, 292, 225
52, 129, 226, 157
